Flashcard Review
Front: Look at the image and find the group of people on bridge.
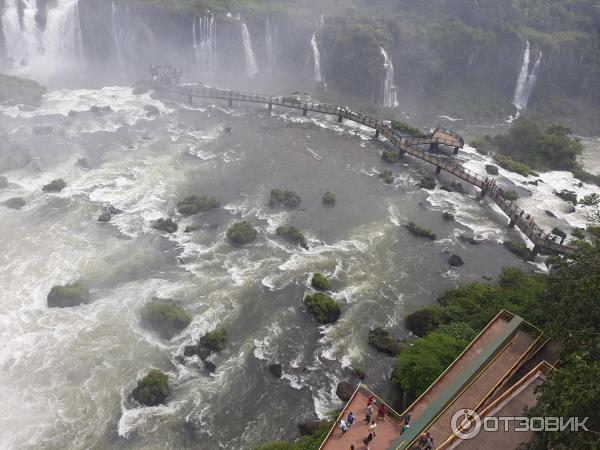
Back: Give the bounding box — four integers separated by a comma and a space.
150, 64, 182, 85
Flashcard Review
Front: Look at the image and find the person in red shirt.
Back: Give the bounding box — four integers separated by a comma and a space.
367, 394, 374, 406
377, 403, 385, 421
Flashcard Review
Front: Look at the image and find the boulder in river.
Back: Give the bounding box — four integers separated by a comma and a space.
97, 204, 122, 222
368, 326, 401, 355
298, 420, 326, 436
419, 176, 436, 190
405, 309, 438, 337
132, 369, 170, 406
545, 210, 557, 218
449, 255, 465, 267
203, 360, 217, 374
268, 363, 282, 378
153, 217, 178, 233
140, 298, 192, 340
226, 221, 257, 246
304, 292, 341, 324
42, 179, 67, 193
4, 197, 26, 209
47, 283, 90, 308
144, 104, 160, 117
336, 381, 357, 402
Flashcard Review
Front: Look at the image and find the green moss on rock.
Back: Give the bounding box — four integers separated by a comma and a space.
503, 240, 531, 260
132, 369, 170, 406
304, 292, 341, 324
311, 273, 330, 291
227, 221, 257, 246
140, 299, 192, 340
406, 222, 436, 240
276, 225, 308, 249
322, 191, 336, 206
269, 189, 301, 209
368, 326, 401, 355
47, 283, 90, 308
419, 176, 436, 189
485, 164, 499, 175
177, 195, 219, 216
200, 327, 228, 352
42, 179, 66, 193
153, 217, 178, 233
382, 150, 401, 164
380, 170, 394, 184
502, 190, 519, 201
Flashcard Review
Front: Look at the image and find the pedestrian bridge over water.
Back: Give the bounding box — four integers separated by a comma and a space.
151, 83, 577, 257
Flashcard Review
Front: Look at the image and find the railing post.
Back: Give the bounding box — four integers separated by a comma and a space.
453, 147, 459, 156
435, 166, 442, 175
303, 108, 307, 117
430, 142, 439, 152
338, 115, 343, 123
188, 95, 193, 106
228, 98, 233, 108
268, 102, 272, 114
375, 128, 380, 138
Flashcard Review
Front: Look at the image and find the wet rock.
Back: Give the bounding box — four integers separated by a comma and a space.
47, 283, 90, 308
184, 226, 197, 233
298, 421, 326, 436
42, 179, 67, 193
76, 157, 90, 169
144, 105, 160, 116
406, 309, 438, 337
368, 327, 401, 355
336, 381, 357, 402
203, 360, 216, 373
545, 210, 557, 218
224, 126, 233, 133
419, 176, 436, 190
268, 363, 282, 378
98, 212, 112, 222
183, 345, 198, 357
153, 218, 178, 233
90, 105, 112, 113
198, 347, 211, 361
132, 369, 170, 406
564, 205, 576, 214
132, 84, 150, 95
4, 197, 26, 209
485, 164, 499, 175
503, 240, 531, 260
459, 235, 480, 245
98, 204, 122, 222
551, 227, 567, 239
68, 110, 77, 117
449, 255, 464, 267
33, 125, 52, 135
439, 186, 452, 192
140, 299, 191, 340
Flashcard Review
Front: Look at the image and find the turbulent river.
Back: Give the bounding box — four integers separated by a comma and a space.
0, 86, 598, 449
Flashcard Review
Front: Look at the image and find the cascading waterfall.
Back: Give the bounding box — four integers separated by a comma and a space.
1, 0, 83, 77
193, 13, 217, 75
265, 18, 277, 72
310, 33, 322, 82
379, 47, 399, 108
111, 2, 125, 75
240, 22, 257, 78
513, 41, 542, 111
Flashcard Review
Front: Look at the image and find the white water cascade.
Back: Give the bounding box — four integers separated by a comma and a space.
1, 0, 83, 79
265, 18, 277, 72
240, 22, 257, 78
513, 41, 542, 111
193, 13, 217, 75
310, 33, 322, 82
111, 2, 125, 76
379, 47, 399, 108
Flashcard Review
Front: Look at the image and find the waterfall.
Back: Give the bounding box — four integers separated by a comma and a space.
265, 18, 277, 72
513, 41, 542, 110
111, 2, 125, 75
240, 22, 257, 78
1, 0, 83, 77
193, 14, 216, 75
310, 33, 322, 82
379, 47, 398, 108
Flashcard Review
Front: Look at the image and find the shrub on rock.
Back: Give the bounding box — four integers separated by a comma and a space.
382, 150, 400, 164
177, 195, 219, 216
368, 327, 401, 355
42, 179, 66, 193
311, 273, 330, 291
503, 240, 531, 260
5, 197, 25, 209
47, 283, 90, 308
502, 190, 519, 201
227, 221, 257, 246
322, 191, 336, 206
132, 369, 170, 406
304, 292, 340, 324
199, 327, 228, 352
269, 189, 301, 209
140, 299, 192, 340
406, 222, 436, 240
352, 365, 366, 380
276, 225, 307, 249
153, 218, 178, 233
485, 164, 499, 175
380, 170, 394, 184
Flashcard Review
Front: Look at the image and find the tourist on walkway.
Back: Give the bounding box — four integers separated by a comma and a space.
365, 404, 373, 424
377, 403, 385, 421
347, 411, 355, 426
363, 431, 374, 449
367, 394, 374, 406
339, 419, 349, 434
417, 432, 431, 449
369, 422, 377, 436
403, 412, 411, 426
424, 437, 435, 450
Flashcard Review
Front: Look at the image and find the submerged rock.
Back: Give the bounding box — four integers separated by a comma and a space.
459, 235, 480, 245
269, 189, 301, 209
276, 225, 308, 249
47, 283, 90, 308
97, 204, 122, 222
144, 104, 160, 116
449, 254, 465, 267
4, 197, 26, 209
224, 126, 233, 133
268, 363, 282, 378
336, 381, 357, 402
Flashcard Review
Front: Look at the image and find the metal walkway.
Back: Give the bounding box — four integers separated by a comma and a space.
152, 83, 577, 257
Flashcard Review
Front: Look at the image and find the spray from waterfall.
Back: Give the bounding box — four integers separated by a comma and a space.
310, 33, 322, 82
265, 18, 277, 73
241, 22, 258, 78
111, 2, 125, 76
513, 41, 542, 111
1, 0, 83, 78
193, 14, 217, 75
379, 47, 398, 108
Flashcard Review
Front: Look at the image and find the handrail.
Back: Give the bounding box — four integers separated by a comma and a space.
151, 83, 577, 257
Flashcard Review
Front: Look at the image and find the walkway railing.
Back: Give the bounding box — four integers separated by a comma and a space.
151, 83, 577, 256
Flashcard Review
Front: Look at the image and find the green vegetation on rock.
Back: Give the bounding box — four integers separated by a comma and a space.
140, 299, 192, 340
42, 179, 67, 193
153, 217, 178, 233
405, 222, 436, 240
199, 327, 228, 352
503, 240, 531, 260
382, 150, 401, 163
303, 292, 340, 324
322, 191, 336, 206
177, 195, 219, 215
47, 283, 90, 308
276, 225, 308, 249
227, 221, 257, 246
502, 189, 519, 201
368, 326, 401, 355
133, 369, 170, 406
419, 176, 436, 190
269, 189, 301, 209
379, 170, 394, 184
494, 154, 531, 177
311, 273, 330, 291
485, 164, 499, 175
442, 211, 455, 221
391, 120, 425, 137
